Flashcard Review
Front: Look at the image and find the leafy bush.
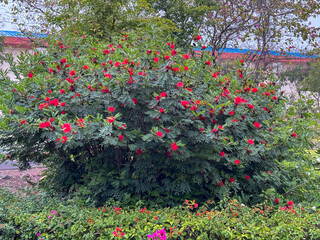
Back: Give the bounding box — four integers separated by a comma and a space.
0, 190, 320, 240
0, 29, 317, 205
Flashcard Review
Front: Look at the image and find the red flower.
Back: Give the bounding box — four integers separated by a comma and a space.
275, 198, 279, 204
50, 118, 54, 122
218, 181, 223, 186
229, 178, 235, 182
248, 104, 254, 109
251, 88, 258, 93
28, 72, 33, 78
234, 159, 240, 165
212, 72, 218, 78
60, 58, 67, 64
234, 96, 247, 105
245, 175, 250, 180
39, 121, 51, 129
69, 70, 76, 77
254, 122, 261, 128
196, 35, 201, 40
119, 134, 124, 141
39, 103, 49, 109
61, 123, 72, 133
205, 61, 211, 66
291, 133, 297, 138
228, 111, 234, 115
182, 54, 190, 59
164, 55, 170, 60
247, 139, 254, 144
60, 102, 66, 107
107, 116, 115, 123
49, 99, 60, 106
160, 92, 167, 98
136, 148, 142, 155
287, 201, 294, 205
48, 90, 52, 94
20, 119, 26, 125
171, 50, 177, 56
57, 136, 68, 143
171, 142, 178, 151
153, 57, 159, 63
83, 65, 89, 70
180, 101, 190, 108
114, 62, 120, 67
159, 108, 164, 113
132, 98, 138, 104
272, 96, 277, 100
220, 151, 225, 157
156, 131, 163, 137
103, 49, 110, 54
77, 119, 84, 127
108, 107, 115, 112
60, 89, 65, 94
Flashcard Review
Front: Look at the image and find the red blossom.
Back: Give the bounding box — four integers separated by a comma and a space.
291, 133, 297, 138
229, 178, 235, 182
108, 107, 115, 112
254, 122, 261, 128
119, 134, 124, 141
69, 70, 76, 77
228, 111, 234, 115
195, 35, 201, 40
132, 98, 138, 104
171, 142, 178, 151
234, 96, 247, 105
275, 198, 279, 204
28, 72, 33, 78
160, 92, 167, 98
180, 101, 190, 108
61, 123, 72, 133
171, 50, 177, 56
39, 121, 51, 129
77, 119, 84, 127
218, 181, 223, 186
156, 131, 163, 137
83, 65, 89, 70
164, 55, 170, 60
107, 116, 115, 123
252, 88, 258, 93
245, 175, 250, 180
136, 148, 142, 155
247, 139, 254, 144
234, 159, 240, 165
60, 89, 65, 94
153, 57, 159, 63
220, 151, 225, 157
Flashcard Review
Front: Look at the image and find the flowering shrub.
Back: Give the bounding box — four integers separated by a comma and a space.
0, 30, 315, 205
0, 190, 320, 240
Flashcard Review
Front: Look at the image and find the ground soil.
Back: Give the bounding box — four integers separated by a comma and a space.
0, 168, 45, 192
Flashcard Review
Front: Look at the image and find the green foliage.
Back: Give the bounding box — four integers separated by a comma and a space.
0, 29, 318, 206
1, 191, 320, 240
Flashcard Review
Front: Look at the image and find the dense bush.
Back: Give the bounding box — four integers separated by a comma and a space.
0, 190, 320, 240
0, 29, 317, 206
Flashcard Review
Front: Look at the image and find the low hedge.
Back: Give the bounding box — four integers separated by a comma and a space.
0, 190, 320, 240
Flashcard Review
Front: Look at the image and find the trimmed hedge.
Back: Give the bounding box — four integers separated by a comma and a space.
0, 190, 320, 239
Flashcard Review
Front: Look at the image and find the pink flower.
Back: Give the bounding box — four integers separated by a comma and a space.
153, 57, 159, 63
177, 82, 184, 88
182, 54, 190, 59
61, 123, 72, 133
